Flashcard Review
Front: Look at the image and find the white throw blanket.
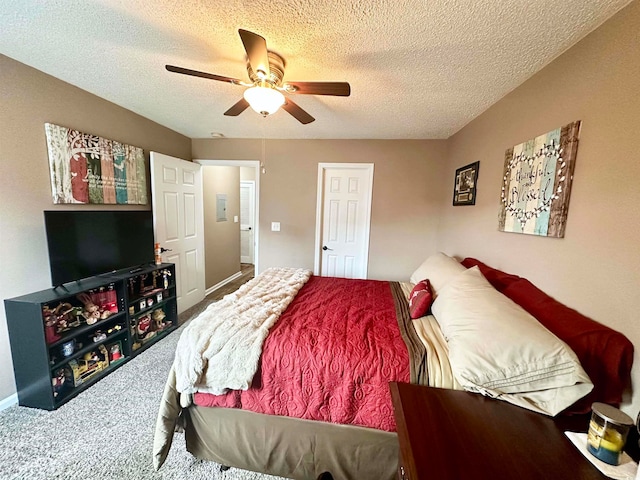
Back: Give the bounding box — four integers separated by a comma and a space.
173, 267, 312, 395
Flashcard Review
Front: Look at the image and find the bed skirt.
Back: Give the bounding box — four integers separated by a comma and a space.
185, 405, 399, 480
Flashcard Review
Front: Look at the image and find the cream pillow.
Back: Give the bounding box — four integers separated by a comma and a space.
430, 266, 593, 416
409, 252, 466, 295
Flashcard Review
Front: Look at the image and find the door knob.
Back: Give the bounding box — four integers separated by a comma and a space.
322, 246, 333, 251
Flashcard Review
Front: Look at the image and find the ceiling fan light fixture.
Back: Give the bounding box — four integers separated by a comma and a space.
243, 85, 285, 116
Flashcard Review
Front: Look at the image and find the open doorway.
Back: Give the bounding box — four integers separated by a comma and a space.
195, 160, 260, 294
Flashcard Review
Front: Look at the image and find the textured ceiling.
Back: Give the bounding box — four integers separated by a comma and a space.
0, 0, 631, 139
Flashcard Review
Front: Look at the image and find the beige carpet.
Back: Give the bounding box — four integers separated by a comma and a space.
0, 303, 286, 480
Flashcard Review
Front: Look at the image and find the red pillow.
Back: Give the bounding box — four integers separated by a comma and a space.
409, 279, 433, 319
461, 257, 521, 292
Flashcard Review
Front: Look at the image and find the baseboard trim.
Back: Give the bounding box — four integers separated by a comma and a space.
0, 393, 18, 412
205, 271, 242, 296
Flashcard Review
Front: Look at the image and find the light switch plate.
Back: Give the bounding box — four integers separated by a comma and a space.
234, 215, 239, 223
271, 222, 280, 232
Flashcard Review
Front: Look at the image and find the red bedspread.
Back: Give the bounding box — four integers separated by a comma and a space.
194, 275, 410, 432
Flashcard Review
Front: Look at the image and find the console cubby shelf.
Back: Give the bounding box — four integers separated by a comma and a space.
47, 312, 126, 350
4, 263, 177, 410
49, 328, 128, 371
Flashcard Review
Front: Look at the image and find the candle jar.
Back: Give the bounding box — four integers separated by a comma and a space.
60, 339, 76, 358
587, 402, 634, 465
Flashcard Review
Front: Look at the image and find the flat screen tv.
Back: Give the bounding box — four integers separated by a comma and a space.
44, 210, 156, 286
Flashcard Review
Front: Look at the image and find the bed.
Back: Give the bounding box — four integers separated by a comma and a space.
153, 253, 634, 480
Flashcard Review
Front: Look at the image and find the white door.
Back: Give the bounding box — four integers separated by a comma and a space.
150, 152, 206, 314
240, 180, 255, 264
315, 163, 374, 279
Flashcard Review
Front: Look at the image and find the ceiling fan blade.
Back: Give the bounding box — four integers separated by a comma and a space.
165, 65, 243, 85
224, 98, 250, 116
238, 29, 270, 79
282, 99, 315, 124
284, 81, 351, 96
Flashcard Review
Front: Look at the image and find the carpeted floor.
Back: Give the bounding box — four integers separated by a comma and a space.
0, 269, 287, 480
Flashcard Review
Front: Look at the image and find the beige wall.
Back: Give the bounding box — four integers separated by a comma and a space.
438, 1, 640, 415
203, 166, 241, 288
0, 54, 191, 403
193, 139, 448, 281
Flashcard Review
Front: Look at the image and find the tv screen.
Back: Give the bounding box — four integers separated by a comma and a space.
44, 210, 156, 286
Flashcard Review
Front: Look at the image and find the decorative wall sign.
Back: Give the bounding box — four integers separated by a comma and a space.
498, 121, 580, 238
453, 161, 479, 206
45, 123, 147, 204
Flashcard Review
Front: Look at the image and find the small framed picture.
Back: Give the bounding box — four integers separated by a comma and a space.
453, 161, 480, 206
156, 292, 163, 302
139, 300, 147, 311
147, 297, 154, 307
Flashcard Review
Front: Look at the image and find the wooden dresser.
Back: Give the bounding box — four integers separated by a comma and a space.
389, 382, 631, 480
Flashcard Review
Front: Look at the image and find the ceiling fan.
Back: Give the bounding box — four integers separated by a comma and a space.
165, 29, 351, 125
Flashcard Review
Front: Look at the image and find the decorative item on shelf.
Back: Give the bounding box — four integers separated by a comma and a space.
152, 270, 161, 288
139, 300, 147, 312
66, 311, 82, 329
132, 341, 141, 351
106, 324, 122, 336
105, 283, 118, 313
91, 330, 107, 343
128, 277, 137, 297
161, 269, 172, 289
43, 301, 80, 335
60, 339, 77, 358
107, 341, 123, 362
90, 288, 105, 311
67, 344, 109, 387
587, 402, 634, 465
49, 352, 59, 366
155, 243, 162, 266
56, 315, 69, 333
152, 308, 169, 332
147, 297, 154, 308
43, 306, 61, 344
77, 292, 111, 325
51, 367, 68, 398
156, 292, 163, 303
136, 313, 153, 340
139, 273, 149, 294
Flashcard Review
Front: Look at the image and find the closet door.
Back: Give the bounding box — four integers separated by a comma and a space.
315, 163, 374, 279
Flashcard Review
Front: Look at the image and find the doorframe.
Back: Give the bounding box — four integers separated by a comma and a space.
314, 162, 374, 277
195, 159, 261, 274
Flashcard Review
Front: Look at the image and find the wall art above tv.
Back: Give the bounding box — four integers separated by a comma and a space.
498, 121, 581, 238
45, 123, 148, 205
